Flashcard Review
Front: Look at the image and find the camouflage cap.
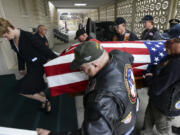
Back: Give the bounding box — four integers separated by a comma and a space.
70, 41, 104, 70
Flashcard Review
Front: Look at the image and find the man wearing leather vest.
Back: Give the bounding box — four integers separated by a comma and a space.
37, 41, 139, 135
140, 15, 161, 40
140, 38, 180, 135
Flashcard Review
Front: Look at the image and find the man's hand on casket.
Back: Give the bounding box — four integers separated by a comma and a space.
144, 73, 153, 87
37, 128, 51, 135
145, 73, 153, 77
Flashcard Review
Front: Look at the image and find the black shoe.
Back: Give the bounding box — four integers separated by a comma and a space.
172, 126, 180, 134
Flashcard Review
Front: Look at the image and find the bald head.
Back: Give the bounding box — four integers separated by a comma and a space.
37, 25, 47, 37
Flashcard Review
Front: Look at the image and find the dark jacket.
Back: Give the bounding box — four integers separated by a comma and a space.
112, 30, 139, 41
146, 55, 180, 116
9, 30, 57, 71
50, 50, 138, 135
34, 33, 49, 47
141, 27, 161, 40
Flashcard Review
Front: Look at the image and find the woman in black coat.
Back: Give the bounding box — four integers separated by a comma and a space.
0, 18, 58, 112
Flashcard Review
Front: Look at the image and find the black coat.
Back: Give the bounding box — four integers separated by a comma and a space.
9, 30, 57, 71
146, 55, 180, 116
112, 30, 139, 41
50, 50, 138, 135
9, 30, 58, 94
34, 33, 49, 47
141, 27, 161, 40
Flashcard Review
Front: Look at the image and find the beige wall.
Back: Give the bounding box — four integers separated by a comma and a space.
0, 0, 59, 75
175, 0, 180, 19
88, 9, 99, 21
107, 5, 115, 21
88, 0, 178, 38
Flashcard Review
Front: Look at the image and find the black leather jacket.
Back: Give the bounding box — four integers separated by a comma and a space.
50, 50, 138, 135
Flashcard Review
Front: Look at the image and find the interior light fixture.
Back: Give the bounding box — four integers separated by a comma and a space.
74, 3, 87, 7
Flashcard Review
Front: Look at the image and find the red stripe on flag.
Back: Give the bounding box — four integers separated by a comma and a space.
132, 63, 149, 67
44, 63, 147, 77
44, 63, 80, 77
101, 41, 144, 44
49, 80, 88, 96
105, 48, 149, 54
132, 68, 144, 76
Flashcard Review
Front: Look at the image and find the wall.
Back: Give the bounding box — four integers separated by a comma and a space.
175, 0, 180, 19
88, 0, 178, 38
107, 5, 115, 21
116, 0, 134, 33
132, 0, 172, 37
0, 0, 59, 75
88, 9, 99, 21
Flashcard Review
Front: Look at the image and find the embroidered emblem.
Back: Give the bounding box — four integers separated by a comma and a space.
124, 64, 137, 104
96, 42, 100, 49
124, 33, 130, 41
45, 42, 48, 46
121, 112, 132, 124
175, 101, 180, 110
149, 32, 153, 36
84, 56, 92, 61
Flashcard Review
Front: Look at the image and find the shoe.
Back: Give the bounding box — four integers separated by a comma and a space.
172, 126, 180, 134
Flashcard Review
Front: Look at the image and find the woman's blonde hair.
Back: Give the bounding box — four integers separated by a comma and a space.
0, 18, 14, 37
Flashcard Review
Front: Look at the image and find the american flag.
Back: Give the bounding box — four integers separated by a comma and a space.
44, 40, 166, 97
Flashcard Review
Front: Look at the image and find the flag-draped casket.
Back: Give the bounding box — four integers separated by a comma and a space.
44, 40, 166, 97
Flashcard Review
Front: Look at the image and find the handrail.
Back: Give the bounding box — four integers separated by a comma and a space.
53, 29, 69, 43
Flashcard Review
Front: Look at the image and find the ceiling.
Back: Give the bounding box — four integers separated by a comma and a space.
50, 0, 116, 9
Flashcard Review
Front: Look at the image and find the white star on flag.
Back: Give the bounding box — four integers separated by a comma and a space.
155, 44, 160, 48
151, 48, 156, 51
154, 57, 159, 62
159, 52, 164, 57
163, 48, 166, 51
154, 62, 158, 65
158, 42, 164, 45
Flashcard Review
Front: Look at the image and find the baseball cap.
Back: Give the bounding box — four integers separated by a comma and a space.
74, 28, 86, 40
169, 19, 180, 25
140, 15, 154, 23
161, 23, 180, 40
70, 41, 104, 70
169, 19, 180, 28
115, 17, 126, 26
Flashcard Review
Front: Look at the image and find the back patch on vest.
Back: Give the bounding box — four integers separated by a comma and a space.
124, 64, 137, 104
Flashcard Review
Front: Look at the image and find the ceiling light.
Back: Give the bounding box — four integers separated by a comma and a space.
74, 3, 87, 7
